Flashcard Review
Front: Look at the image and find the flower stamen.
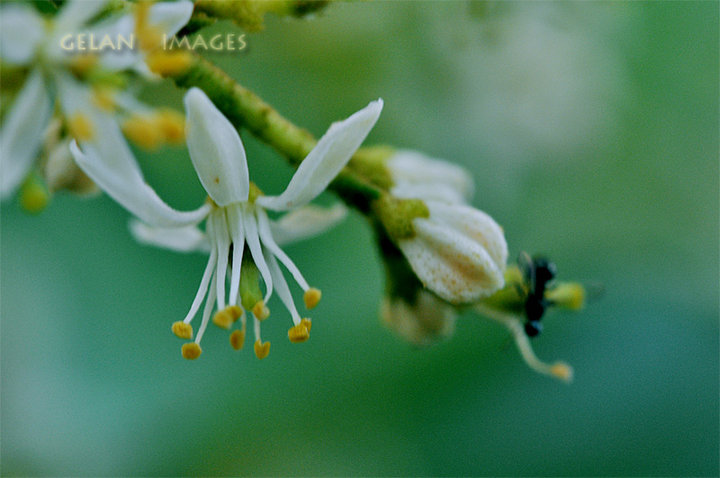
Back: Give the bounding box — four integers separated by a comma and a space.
230, 329, 246, 350
172, 321, 193, 339
475, 304, 573, 382
288, 322, 310, 343
181, 342, 202, 360
304, 288, 322, 309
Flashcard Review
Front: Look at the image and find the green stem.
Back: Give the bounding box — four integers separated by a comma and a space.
171, 54, 383, 211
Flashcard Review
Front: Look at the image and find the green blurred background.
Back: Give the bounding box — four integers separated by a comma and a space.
2, 1, 718, 475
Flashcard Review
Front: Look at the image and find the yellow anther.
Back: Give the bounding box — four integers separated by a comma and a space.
68, 113, 95, 141
252, 301, 270, 321
288, 323, 309, 343
230, 329, 246, 350
155, 109, 185, 144
171, 321, 193, 339
254, 340, 270, 359
68, 54, 98, 77
550, 362, 574, 382
146, 51, 192, 77
181, 342, 202, 360
134, 0, 163, 51
546, 283, 586, 311
91, 86, 116, 111
213, 310, 234, 330
300, 318, 312, 333
303, 288, 322, 309
19, 176, 49, 214
213, 305, 243, 329
122, 114, 163, 150
226, 305, 243, 321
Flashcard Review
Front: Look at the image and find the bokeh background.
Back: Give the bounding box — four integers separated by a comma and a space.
2, 1, 718, 476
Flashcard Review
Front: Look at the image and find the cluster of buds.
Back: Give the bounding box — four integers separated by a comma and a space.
350, 148, 586, 380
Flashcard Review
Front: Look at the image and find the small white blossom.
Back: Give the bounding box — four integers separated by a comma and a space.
71, 87, 383, 359
0, 0, 192, 199
384, 151, 508, 304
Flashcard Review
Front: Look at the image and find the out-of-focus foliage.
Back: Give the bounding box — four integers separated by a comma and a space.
1, 1, 717, 475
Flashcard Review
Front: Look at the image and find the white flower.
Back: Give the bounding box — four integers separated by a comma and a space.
381, 150, 508, 304
0, 0, 192, 199
71, 87, 383, 359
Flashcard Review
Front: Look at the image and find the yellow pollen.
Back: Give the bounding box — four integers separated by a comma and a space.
254, 340, 270, 359
155, 109, 185, 144
300, 318, 312, 332
91, 86, 116, 111
171, 321, 193, 339
288, 323, 309, 343
303, 288, 322, 309
181, 342, 202, 360
122, 114, 163, 150
68, 113, 95, 141
227, 305, 243, 321
252, 301, 270, 321
213, 305, 244, 329
230, 329, 246, 350
212, 310, 234, 330
68, 54, 98, 77
550, 362, 574, 382
146, 51, 192, 77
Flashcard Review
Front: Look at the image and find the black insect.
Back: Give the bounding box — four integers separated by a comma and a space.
518, 252, 557, 338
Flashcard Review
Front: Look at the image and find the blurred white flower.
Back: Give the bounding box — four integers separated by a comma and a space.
420, 2, 630, 165
0, 0, 192, 200
71, 87, 383, 359
381, 290, 456, 347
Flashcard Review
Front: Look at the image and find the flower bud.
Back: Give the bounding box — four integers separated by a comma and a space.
381, 290, 457, 346
396, 200, 508, 304
386, 150, 474, 204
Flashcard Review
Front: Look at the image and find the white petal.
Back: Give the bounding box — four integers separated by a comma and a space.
391, 183, 469, 205
149, 0, 194, 37
388, 150, 474, 203
60, 75, 209, 227
129, 219, 209, 253
84, 15, 137, 72
426, 201, 508, 271
184, 88, 249, 206
0, 5, 44, 65
0, 69, 52, 198
269, 203, 347, 246
257, 99, 383, 211
71, 140, 210, 227
54, 0, 111, 35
